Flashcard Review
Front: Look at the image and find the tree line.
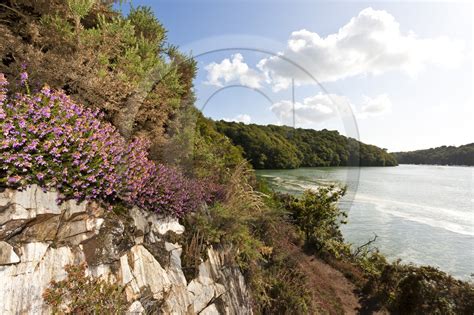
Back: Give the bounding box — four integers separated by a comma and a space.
215, 121, 398, 169
392, 143, 474, 166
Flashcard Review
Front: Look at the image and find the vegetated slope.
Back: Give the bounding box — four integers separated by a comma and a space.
215, 121, 398, 169
393, 143, 474, 166
0, 1, 197, 161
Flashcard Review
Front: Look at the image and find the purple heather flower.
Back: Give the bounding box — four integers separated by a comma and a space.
0, 72, 208, 216
7, 176, 21, 184
20, 72, 28, 85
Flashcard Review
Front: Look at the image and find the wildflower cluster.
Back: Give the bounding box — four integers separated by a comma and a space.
121, 137, 210, 217
0, 73, 206, 216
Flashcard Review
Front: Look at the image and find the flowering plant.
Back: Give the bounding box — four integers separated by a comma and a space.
0, 73, 206, 216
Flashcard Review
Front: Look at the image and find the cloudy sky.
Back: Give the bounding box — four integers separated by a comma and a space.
121, 1, 472, 152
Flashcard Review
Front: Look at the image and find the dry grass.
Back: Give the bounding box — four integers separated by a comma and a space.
181, 230, 206, 281
223, 161, 266, 215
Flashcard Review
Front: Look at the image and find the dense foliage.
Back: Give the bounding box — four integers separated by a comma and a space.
193, 114, 245, 178
0, 0, 196, 159
215, 121, 398, 169
393, 143, 474, 166
365, 263, 474, 314
0, 74, 207, 216
276, 186, 348, 255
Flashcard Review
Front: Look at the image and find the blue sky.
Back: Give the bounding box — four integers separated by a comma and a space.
119, 1, 472, 151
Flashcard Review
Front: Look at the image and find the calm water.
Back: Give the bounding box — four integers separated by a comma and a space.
257, 165, 474, 279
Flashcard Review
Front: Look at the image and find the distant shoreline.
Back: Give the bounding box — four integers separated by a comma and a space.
257, 164, 471, 171
392, 143, 474, 166
397, 163, 473, 167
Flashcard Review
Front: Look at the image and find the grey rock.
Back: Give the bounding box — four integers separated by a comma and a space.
0, 188, 253, 314
0, 241, 19, 265
127, 300, 145, 314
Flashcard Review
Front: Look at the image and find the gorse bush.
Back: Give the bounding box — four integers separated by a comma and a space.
0, 73, 206, 216
0, 2, 197, 157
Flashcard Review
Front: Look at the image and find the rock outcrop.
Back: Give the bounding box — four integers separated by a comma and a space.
0, 185, 253, 314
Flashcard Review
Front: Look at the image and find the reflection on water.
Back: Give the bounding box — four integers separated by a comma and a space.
257, 165, 474, 279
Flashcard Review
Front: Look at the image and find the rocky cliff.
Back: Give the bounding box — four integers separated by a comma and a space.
0, 185, 253, 314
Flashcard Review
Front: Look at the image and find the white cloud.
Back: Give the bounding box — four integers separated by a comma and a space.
271, 93, 351, 125
258, 7, 465, 91
271, 93, 391, 125
223, 114, 252, 124
204, 54, 264, 89
358, 94, 392, 118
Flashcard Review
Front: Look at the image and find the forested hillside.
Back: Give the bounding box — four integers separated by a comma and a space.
393, 143, 474, 166
215, 121, 398, 169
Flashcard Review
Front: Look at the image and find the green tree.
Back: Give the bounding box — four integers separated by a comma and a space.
279, 186, 347, 255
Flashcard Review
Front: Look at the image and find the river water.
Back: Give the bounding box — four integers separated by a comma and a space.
257, 165, 474, 279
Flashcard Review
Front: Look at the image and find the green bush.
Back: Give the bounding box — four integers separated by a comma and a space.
259, 256, 311, 314
364, 262, 474, 314
277, 186, 349, 257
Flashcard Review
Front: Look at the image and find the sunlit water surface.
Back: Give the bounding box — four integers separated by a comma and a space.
257, 165, 474, 279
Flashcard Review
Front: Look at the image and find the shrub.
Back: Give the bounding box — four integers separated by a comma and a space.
365, 263, 474, 315
0, 73, 206, 216
1, 2, 196, 154
277, 186, 349, 257
131, 163, 210, 217
1, 73, 126, 202
43, 263, 128, 314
